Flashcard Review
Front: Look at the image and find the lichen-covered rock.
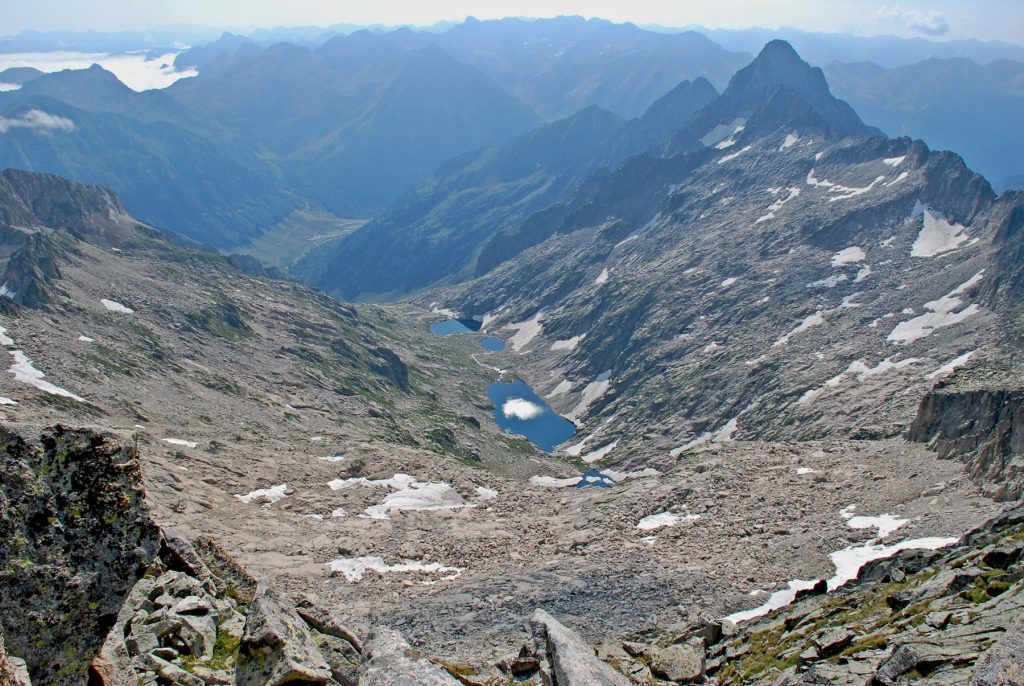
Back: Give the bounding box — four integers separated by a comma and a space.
235, 583, 332, 686
357, 626, 460, 686
649, 640, 705, 683
531, 609, 631, 686
971, 615, 1024, 686
0, 425, 160, 686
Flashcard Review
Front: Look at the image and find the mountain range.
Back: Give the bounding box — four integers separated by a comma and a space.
1, 17, 1023, 255
1, 28, 1023, 685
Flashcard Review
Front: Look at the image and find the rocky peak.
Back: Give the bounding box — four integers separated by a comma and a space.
0, 168, 127, 236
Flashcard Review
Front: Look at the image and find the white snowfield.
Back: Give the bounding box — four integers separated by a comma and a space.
636, 512, 701, 530
887, 271, 984, 344
772, 312, 825, 347
551, 334, 585, 351
581, 439, 619, 464
506, 312, 543, 351
718, 145, 752, 164
8, 350, 85, 402
926, 351, 976, 380
546, 379, 573, 398
100, 298, 134, 314
595, 267, 610, 285
779, 133, 799, 151
163, 438, 198, 448
234, 483, 289, 504
568, 371, 612, 422
724, 506, 957, 624
328, 472, 494, 519
756, 186, 801, 223
831, 246, 866, 267
911, 203, 970, 257
327, 556, 462, 583
798, 356, 920, 405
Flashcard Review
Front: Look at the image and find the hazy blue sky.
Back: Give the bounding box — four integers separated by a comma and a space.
3, 1, 1023, 45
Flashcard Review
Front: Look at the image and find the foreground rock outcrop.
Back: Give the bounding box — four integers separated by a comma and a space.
0, 425, 160, 685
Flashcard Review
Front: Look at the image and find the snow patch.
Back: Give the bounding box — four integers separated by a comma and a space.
77, 335, 94, 343
595, 267, 610, 285
756, 186, 801, 223
235, 484, 288, 504
883, 156, 906, 167
773, 312, 825, 347
530, 475, 581, 488
926, 351, 975, 380
724, 507, 956, 624
551, 335, 585, 351
636, 512, 701, 530
327, 556, 462, 583
547, 379, 572, 398
581, 440, 619, 464
318, 454, 346, 462
718, 145, 752, 164
796, 467, 817, 475
101, 299, 133, 314
700, 118, 746, 147
506, 312, 543, 351
807, 274, 847, 289
8, 350, 85, 401
568, 371, 612, 422
798, 357, 919, 405
163, 438, 198, 448
884, 171, 910, 187
887, 271, 984, 344
831, 246, 866, 267
779, 133, 799, 151
720, 277, 738, 288
0, 325, 13, 346
911, 204, 970, 257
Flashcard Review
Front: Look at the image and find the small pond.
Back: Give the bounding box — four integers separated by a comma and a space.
430, 318, 482, 335
486, 379, 576, 452
480, 336, 505, 352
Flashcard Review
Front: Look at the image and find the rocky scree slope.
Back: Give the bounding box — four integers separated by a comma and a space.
425, 41, 1024, 485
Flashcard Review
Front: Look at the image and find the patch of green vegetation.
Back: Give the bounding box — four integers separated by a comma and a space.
185, 301, 253, 341
840, 633, 888, 658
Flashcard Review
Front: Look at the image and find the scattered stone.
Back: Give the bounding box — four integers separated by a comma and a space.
650, 640, 706, 683
358, 626, 461, 685
235, 584, 332, 686
531, 609, 631, 686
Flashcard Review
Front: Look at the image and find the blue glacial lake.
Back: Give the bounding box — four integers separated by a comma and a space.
486, 379, 576, 452
480, 336, 505, 352
430, 318, 482, 335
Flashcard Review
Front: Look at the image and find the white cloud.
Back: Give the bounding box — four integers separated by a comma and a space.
873, 5, 950, 36
0, 109, 76, 134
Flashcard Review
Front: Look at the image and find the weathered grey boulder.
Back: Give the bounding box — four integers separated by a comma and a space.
357, 626, 460, 686
531, 609, 631, 686
971, 616, 1024, 686
650, 640, 705, 683
235, 584, 332, 686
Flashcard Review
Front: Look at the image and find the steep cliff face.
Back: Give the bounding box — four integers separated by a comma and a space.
909, 367, 1024, 501
0, 425, 160, 685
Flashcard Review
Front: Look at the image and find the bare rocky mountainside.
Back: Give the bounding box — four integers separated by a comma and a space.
1, 39, 1023, 686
